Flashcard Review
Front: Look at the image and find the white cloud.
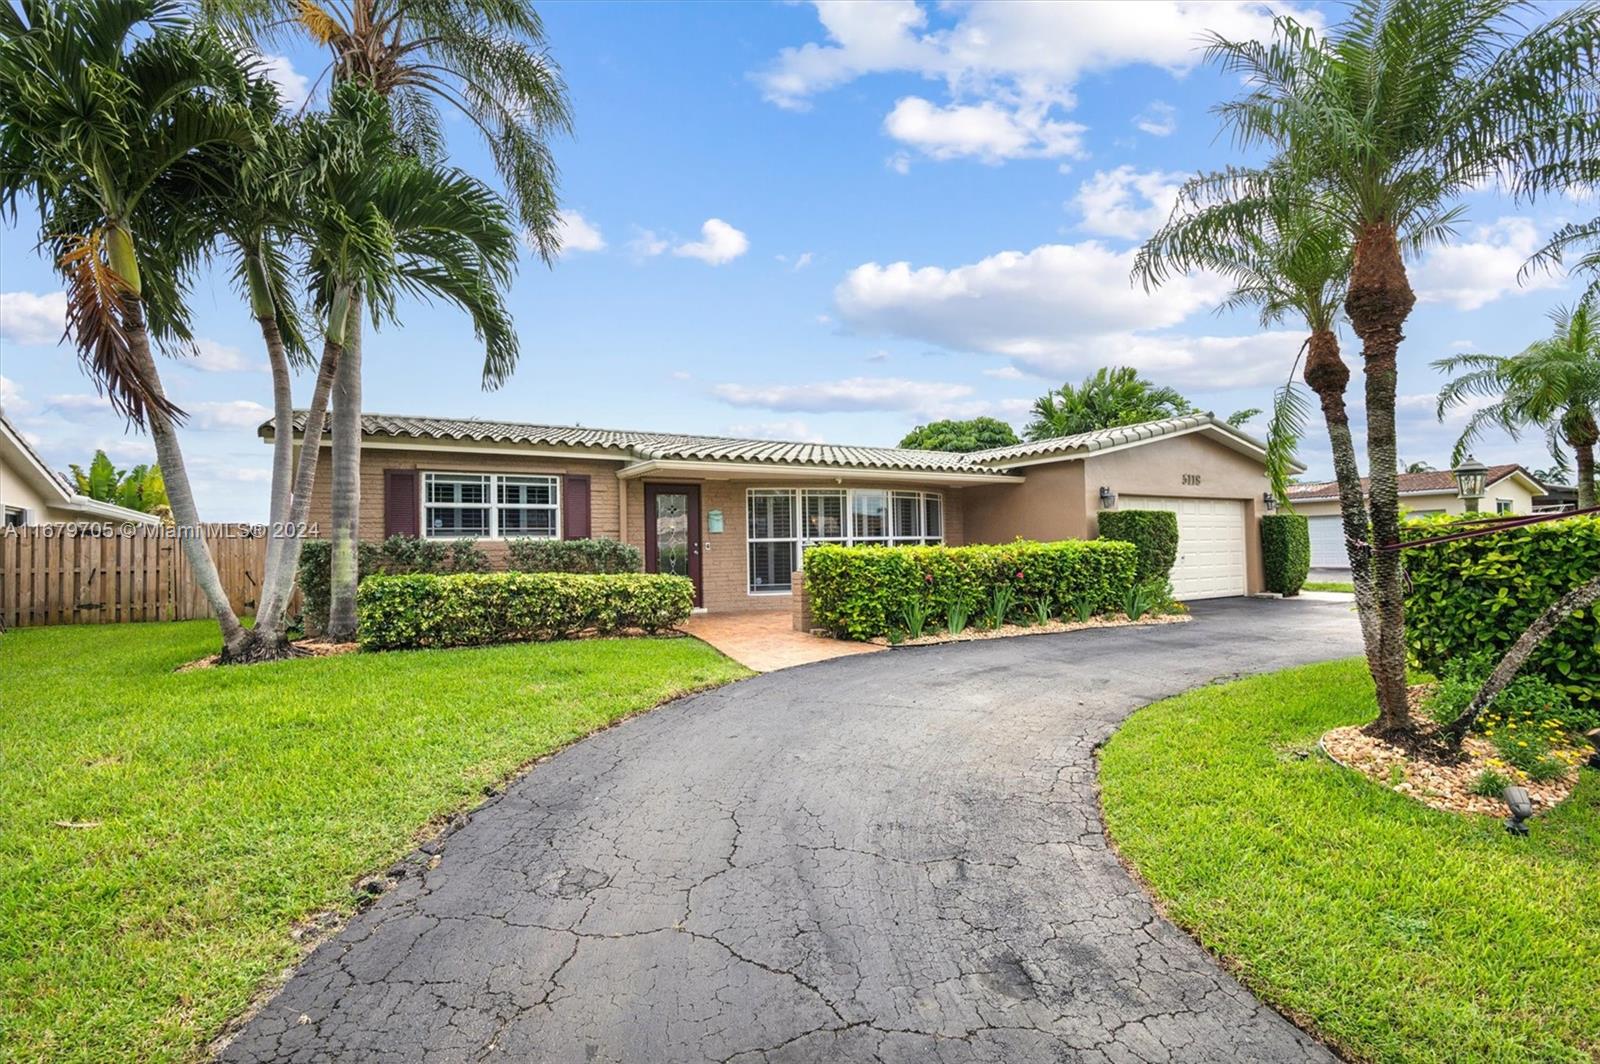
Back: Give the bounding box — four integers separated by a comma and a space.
186, 338, 264, 373
46, 393, 113, 415
1072, 166, 1186, 241
792, 252, 814, 270
726, 419, 824, 442
758, 2, 1318, 163
257, 52, 310, 109
712, 375, 974, 416
1, 375, 33, 416
1412, 216, 1563, 311
887, 152, 913, 175
189, 400, 272, 430
673, 219, 749, 265
0, 291, 67, 347
1133, 100, 1177, 136
628, 228, 669, 259
555, 210, 606, 255
983, 365, 1026, 380
882, 96, 1085, 162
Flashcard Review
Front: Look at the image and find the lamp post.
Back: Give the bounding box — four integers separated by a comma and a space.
1453, 455, 1488, 513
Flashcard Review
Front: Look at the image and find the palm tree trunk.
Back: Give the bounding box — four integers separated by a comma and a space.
326, 291, 363, 641
1444, 574, 1600, 742
1569, 413, 1597, 509
254, 308, 294, 625
1303, 329, 1379, 660
1346, 222, 1415, 735
123, 299, 248, 653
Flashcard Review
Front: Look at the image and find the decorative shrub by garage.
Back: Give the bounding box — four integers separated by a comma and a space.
804, 539, 1138, 641
357, 571, 695, 650
1260, 513, 1311, 596
1097, 510, 1178, 584
297, 535, 489, 633
507, 537, 641, 574
1402, 513, 1600, 706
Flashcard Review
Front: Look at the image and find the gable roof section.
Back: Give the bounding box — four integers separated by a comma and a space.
0, 413, 161, 524
1287, 464, 1545, 501
263, 411, 1288, 478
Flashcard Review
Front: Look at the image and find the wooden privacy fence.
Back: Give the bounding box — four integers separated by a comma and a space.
1, 523, 278, 628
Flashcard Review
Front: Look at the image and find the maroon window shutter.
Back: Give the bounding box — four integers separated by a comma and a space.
385, 469, 419, 537
563, 475, 591, 540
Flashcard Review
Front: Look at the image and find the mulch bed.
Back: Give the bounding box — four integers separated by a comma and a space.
1320, 684, 1587, 817
870, 612, 1189, 648
177, 640, 359, 673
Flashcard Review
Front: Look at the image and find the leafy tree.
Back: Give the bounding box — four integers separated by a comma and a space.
1196, 0, 1598, 734
1026, 367, 1194, 441
0, 0, 265, 654
1435, 296, 1600, 509
1226, 408, 1263, 428
1403, 460, 1437, 473
67, 451, 170, 518
215, 0, 573, 640
898, 417, 1019, 452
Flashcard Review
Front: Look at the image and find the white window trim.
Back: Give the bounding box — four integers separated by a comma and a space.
745, 487, 943, 595
421, 470, 561, 540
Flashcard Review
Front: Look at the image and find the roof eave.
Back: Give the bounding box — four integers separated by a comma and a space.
616, 458, 1020, 485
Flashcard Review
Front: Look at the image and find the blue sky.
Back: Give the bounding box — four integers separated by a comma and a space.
1, 0, 1592, 520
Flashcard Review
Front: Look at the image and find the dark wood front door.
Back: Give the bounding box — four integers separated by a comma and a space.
644, 484, 702, 606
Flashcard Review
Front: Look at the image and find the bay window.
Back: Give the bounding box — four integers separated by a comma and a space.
747, 487, 943, 593
423, 471, 559, 538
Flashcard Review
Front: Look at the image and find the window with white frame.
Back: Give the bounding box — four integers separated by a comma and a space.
747, 487, 942, 593
1495, 498, 1514, 514
423, 471, 559, 538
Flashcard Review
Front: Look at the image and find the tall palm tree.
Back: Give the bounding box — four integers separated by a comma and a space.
214, 0, 572, 640
1135, 180, 1384, 659
1025, 367, 1194, 442
1435, 296, 1600, 508
0, 0, 264, 655
1201, 0, 1599, 734
232, 84, 521, 659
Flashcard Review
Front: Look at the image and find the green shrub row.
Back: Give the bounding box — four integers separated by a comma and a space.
297, 535, 488, 632
1402, 513, 1600, 706
1260, 513, 1311, 596
1097, 510, 1178, 583
804, 539, 1139, 641
357, 571, 695, 650
506, 537, 641, 573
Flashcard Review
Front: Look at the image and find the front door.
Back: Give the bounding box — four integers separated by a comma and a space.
644, 484, 703, 606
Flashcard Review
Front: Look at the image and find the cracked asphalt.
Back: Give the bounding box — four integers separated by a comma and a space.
220, 597, 1363, 1064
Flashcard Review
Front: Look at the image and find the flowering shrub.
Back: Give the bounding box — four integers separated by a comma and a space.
803, 539, 1138, 641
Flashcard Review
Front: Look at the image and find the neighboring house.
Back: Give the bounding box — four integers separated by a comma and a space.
1288, 464, 1547, 569
1533, 484, 1578, 513
0, 413, 162, 528
262, 412, 1296, 608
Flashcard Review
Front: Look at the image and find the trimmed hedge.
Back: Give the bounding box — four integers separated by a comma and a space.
507, 537, 642, 574
297, 535, 488, 633
1260, 513, 1311, 596
1097, 510, 1178, 584
357, 571, 695, 650
804, 539, 1139, 641
1402, 513, 1600, 706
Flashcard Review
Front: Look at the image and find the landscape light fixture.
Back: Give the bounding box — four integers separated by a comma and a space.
1453, 455, 1488, 513
1099, 486, 1117, 509
1502, 785, 1533, 836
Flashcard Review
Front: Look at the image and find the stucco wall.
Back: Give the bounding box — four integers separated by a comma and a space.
0, 455, 54, 522
1292, 477, 1540, 518
962, 463, 1083, 544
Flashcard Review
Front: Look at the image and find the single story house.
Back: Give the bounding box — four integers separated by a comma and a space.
261, 411, 1294, 610
1287, 464, 1547, 570
1, 413, 162, 528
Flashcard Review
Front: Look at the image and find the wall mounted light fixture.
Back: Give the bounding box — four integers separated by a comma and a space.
1098, 486, 1116, 509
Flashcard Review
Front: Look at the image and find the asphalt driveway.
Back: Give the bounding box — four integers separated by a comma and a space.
221, 598, 1363, 1063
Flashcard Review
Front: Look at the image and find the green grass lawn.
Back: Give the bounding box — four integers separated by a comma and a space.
0, 621, 749, 1063
1099, 658, 1599, 1064
1302, 580, 1355, 593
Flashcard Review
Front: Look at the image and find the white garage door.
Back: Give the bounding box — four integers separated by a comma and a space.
1116, 497, 1248, 600
1307, 515, 1346, 569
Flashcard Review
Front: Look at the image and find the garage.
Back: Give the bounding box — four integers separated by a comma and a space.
1116, 496, 1248, 600
1306, 514, 1347, 569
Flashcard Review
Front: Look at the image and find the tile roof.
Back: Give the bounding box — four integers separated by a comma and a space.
264, 411, 1279, 477
1286, 464, 1540, 500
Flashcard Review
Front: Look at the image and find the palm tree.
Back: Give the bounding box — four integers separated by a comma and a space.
68, 451, 171, 519
1136, 179, 1384, 658
1435, 297, 1600, 509
214, 0, 572, 639
230, 84, 522, 659
1201, 0, 1599, 734
1025, 367, 1194, 441
0, 0, 265, 655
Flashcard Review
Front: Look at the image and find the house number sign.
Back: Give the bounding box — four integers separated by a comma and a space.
1182, 473, 1202, 486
